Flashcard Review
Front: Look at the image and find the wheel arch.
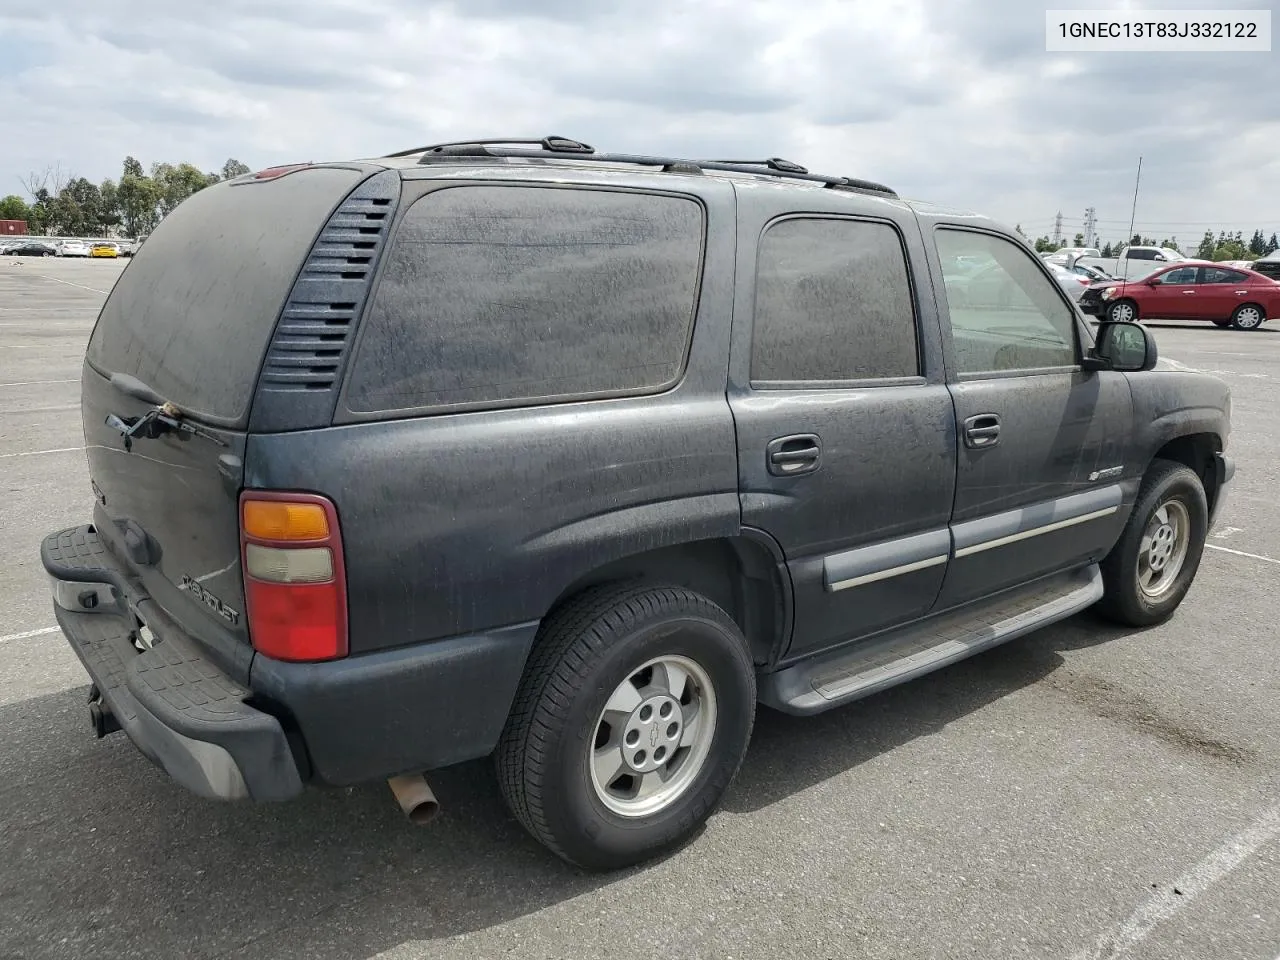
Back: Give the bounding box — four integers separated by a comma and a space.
539, 532, 792, 668
1150, 432, 1223, 518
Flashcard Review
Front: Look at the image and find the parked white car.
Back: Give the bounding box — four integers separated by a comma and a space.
57, 240, 90, 257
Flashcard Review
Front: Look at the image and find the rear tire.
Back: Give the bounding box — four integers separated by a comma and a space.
1231, 304, 1265, 330
1095, 459, 1208, 627
1107, 299, 1138, 324
496, 584, 756, 871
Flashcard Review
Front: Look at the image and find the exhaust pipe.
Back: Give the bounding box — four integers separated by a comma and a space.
387, 774, 440, 825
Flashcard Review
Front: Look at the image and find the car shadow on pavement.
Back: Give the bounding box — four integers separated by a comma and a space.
0, 612, 1138, 960
724, 611, 1140, 815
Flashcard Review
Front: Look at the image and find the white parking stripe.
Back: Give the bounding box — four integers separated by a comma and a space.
0, 446, 84, 459
32, 275, 110, 294
1072, 804, 1280, 960
0, 379, 79, 387
1206, 544, 1280, 566
0, 626, 60, 644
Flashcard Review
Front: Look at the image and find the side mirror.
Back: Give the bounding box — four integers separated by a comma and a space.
1146, 276, 1162, 285
1087, 321, 1157, 372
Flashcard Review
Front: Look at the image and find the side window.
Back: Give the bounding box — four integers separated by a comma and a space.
751, 217, 919, 383
935, 229, 1077, 374
1161, 266, 1199, 284
1127, 248, 1157, 260
344, 186, 704, 413
1203, 267, 1247, 284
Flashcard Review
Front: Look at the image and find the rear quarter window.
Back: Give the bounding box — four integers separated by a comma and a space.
86, 167, 362, 425
342, 185, 705, 416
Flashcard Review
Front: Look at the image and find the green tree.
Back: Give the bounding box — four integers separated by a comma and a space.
1195, 231, 1216, 259
1034, 236, 1055, 252
123, 156, 144, 179
222, 158, 252, 180
117, 172, 161, 238
151, 161, 218, 216
1211, 239, 1248, 261
97, 178, 121, 233
1248, 230, 1267, 256
1267, 233, 1279, 254
1101, 241, 1114, 257
1072, 233, 1085, 247
0, 195, 30, 221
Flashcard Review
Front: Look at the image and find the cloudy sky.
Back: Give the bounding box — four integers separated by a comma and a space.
1, 0, 1276, 247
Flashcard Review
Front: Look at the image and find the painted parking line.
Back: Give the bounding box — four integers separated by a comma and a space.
1072, 804, 1280, 960
1205, 544, 1280, 567
0, 626, 60, 644
0, 446, 84, 459
0, 379, 79, 387
31, 275, 111, 295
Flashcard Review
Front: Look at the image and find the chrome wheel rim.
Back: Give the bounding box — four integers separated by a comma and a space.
1110, 302, 1135, 323
1236, 307, 1263, 329
1137, 499, 1190, 599
589, 654, 717, 818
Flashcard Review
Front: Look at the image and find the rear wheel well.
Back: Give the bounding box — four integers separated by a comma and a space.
541, 538, 788, 667
1151, 433, 1221, 514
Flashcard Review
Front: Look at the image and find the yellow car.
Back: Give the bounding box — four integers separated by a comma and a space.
90, 243, 119, 258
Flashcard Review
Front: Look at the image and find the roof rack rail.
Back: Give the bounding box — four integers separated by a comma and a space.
698, 158, 809, 174
384, 135, 594, 159
381, 136, 897, 197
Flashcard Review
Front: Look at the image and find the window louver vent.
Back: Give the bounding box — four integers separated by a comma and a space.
259, 170, 399, 394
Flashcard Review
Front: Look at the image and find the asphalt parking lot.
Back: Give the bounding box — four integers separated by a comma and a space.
1, 256, 1278, 960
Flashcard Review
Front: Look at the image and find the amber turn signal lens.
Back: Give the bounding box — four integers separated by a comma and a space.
242, 500, 329, 541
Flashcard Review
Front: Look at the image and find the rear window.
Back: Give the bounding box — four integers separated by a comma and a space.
343, 185, 704, 415
86, 167, 362, 425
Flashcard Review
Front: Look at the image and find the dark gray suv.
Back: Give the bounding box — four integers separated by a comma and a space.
42, 136, 1233, 870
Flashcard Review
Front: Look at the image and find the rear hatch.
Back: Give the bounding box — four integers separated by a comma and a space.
80, 165, 369, 675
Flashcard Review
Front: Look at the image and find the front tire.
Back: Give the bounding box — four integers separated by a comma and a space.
496, 584, 756, 870
1107, 299, 1138, 324
1232, 304, 1265, 330
1095, 459, 1208, 627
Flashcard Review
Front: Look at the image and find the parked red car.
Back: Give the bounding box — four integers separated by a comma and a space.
1079, 260, 1280, 330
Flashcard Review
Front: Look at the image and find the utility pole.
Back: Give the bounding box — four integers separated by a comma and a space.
1083, 207, 1097, 248
1052, 211, 1064, 248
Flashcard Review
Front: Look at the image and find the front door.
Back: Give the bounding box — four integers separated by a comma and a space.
1143, 264, 1200, 319
929, 226, 1133, 609
727, 196, 956, 660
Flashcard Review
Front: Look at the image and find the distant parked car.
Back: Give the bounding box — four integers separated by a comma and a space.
1070, 262, 1118, 283
1046, 261, 1094, 301
90, 243, 120, 258
1248, 252, 1280, 281
58, 239, 91, 257
6, 241, 58, 257
1080, 260, 1279, 330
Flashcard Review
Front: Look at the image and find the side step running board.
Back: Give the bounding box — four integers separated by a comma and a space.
760, 565, 1103, 715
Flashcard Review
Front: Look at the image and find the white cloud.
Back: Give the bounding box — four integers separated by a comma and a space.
1, 0, 1278, 244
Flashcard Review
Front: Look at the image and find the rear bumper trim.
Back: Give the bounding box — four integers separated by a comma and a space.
42, 525, 303, 802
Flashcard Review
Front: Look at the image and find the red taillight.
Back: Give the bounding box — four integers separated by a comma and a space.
252, 162, 313, 180
240, 491, 348, 662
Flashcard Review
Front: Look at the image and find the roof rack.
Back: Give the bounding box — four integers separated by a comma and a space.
380, 135, 897, 197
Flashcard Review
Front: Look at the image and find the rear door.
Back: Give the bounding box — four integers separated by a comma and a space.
80, 165, 370, 676
1196, 266, 1254, 319
928, 225, 1133, 609
728, 190, 956, 660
